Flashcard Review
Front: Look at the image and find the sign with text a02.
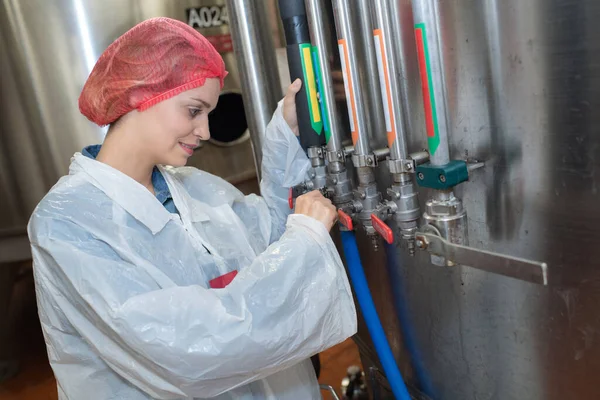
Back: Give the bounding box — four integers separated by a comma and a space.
186, 6, 232, 54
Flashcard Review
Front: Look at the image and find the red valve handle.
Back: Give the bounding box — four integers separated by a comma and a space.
288, 188, 294, 209
338, 209, 354, 231
371, 214, 394, 244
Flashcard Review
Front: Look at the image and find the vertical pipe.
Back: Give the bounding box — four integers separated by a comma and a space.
305, 0, 343, 154
356, 0, 387, 149
373, 0, 410, 161
332, 0, 371, 157
226, 0, 283, 180
412, 0, 451, 166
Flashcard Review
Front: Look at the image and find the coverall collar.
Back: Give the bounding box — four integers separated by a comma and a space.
69, 153, 174, 235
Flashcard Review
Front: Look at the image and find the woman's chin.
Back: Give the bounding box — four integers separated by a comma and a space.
158, 155, 189, 168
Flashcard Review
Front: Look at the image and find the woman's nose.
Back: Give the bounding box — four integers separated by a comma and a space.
193, 121, 210, 141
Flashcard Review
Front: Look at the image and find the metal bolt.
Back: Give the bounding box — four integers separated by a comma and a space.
311, 172, 316, 178
405, 163, 413, 171
439, 174, 446, 183
416, 239, 426, 249
337, 150, 343, 158
367, 157, 373, 165
418, 172, 425, 180
332, 178, 338, 184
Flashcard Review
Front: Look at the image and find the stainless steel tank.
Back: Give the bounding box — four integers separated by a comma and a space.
351, 0, 600, 399
0, 0, 286, 263
226, 0, 600, 398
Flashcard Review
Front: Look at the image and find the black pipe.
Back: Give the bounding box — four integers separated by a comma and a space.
278, 0, 326, 151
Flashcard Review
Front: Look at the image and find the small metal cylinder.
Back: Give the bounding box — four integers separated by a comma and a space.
411, 0, 451, 166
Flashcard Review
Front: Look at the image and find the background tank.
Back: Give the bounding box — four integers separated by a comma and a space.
0, 0, 287, 263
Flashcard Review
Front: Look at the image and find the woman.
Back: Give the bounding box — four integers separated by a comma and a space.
28, 17, 357, 399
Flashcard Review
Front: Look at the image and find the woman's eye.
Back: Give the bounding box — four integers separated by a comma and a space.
189, 108, 202, 118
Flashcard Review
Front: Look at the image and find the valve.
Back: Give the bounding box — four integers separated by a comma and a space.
371, 214, 394, 244
338, 209, 354, 231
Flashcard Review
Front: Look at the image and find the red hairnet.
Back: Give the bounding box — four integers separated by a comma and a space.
79, 17, 228, 126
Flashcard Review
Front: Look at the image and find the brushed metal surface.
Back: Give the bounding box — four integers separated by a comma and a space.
225, 0, 283, 179
356, 0, 600, 399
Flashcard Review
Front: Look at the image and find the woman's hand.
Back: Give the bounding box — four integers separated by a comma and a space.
283, 78, 302, 136
294, 191, 338, 232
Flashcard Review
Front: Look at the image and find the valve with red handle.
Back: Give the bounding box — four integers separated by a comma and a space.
371, 213, 394, 244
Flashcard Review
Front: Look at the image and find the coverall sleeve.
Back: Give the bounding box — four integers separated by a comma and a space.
258, 100, 311, 242
30, 214, 357, 399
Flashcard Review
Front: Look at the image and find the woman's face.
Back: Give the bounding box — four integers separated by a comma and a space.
135, 78, 221, 167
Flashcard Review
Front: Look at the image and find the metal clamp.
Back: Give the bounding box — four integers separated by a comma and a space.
415, 232, 548, 286
307, 146, 325, 159
387, 151, 431, 174
326, 149, 346, 163
352, 153, 378, 167
388, 159, 415, 174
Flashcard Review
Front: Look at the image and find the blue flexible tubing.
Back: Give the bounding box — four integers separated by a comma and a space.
384, 242, 436, 399
340, 230, 411, 400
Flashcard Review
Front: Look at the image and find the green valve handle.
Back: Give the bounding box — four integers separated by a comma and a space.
279, 0, 325, 151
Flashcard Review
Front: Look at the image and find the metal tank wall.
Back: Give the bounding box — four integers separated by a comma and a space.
351, 0, 600, 399
222, 0, 599, 398
0, 0, 286, 263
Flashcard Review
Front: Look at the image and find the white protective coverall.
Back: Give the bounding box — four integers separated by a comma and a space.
28, 102, 358, 399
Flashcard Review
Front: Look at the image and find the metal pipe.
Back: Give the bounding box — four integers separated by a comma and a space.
356, 0, 387, 148
411, 0, 451, 166
305, 0, 343, 155
226, 0, 283, 180
331, 0, 371, 157
373, 0, 410, 161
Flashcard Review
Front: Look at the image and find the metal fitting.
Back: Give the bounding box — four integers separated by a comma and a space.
326, 149, 346, 163
409, 150, 430, 166
327, 167, 354, 206
307, 146, 324, 159
373, 147, 391, 162
422, 193, 468, 266
352, 154, 378, 168
310, 165, 327, 192
388, 159, 414, 174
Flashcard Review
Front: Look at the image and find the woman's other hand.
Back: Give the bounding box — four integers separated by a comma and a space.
283, 78, 302, 136
294, 191, 338, 232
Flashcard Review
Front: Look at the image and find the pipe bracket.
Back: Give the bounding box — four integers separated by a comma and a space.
416, 160, 468, 189
352, 154, 378, 167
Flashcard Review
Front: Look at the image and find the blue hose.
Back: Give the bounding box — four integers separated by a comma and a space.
340, 230, 411, 400
384, 242, 436, 399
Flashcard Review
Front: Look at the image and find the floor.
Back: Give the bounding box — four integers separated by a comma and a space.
0, 266, 362, 400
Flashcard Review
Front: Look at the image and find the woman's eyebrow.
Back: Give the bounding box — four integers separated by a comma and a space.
190, 98, 212, 109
